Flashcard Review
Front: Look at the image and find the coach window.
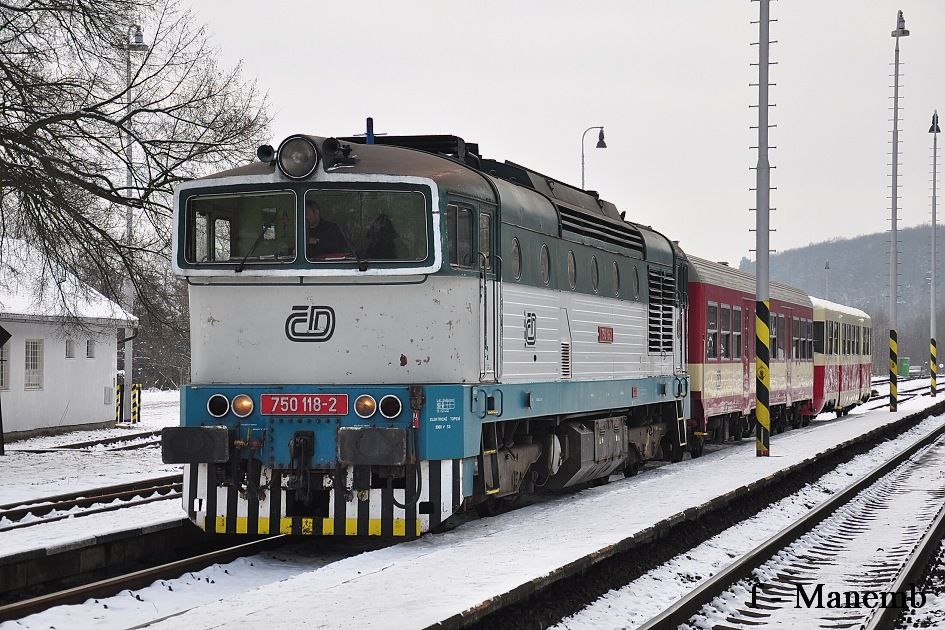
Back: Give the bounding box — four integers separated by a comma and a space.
447, 204, 474, 268
778, 315, 785, 359
814, 320, 825, 354
720, 305, 731, 359
511, 237, 522, 280
591, 256, 599, 293
612, 262, 620, 296
707, 303, 719, 360
769, 315, 777, 359
733, 307, 742, 359
567, 250, 577, 289
479, 213, 492, 271
540, 244, 551, 286
792, 318, 800, 359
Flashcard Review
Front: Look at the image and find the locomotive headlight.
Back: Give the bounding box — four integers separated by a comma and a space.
379, 395, 403, 419
207, 394, 230, 418
276, 135, 320, 179
355, 394, 377, 419
231, 394, 254, 418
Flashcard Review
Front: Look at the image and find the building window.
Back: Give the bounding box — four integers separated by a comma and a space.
87, 339, 96, 358
65, 338, 75, 359
25, 339, 43, 389
0, 342, 9, 391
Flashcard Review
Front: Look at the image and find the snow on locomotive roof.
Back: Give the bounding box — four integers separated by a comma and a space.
0, 239, 134, 324
687, 256, 812, 307
809, 296, 870, 321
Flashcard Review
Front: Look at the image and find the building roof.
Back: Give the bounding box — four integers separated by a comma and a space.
0, 239, 135, 325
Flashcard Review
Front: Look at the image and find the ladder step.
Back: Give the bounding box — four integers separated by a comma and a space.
483, 449, 497, 455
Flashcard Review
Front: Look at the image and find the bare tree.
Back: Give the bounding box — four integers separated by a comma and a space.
0, 0, 270, 313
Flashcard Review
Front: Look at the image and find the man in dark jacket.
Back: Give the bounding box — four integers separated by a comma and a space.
305, 198, 349, 258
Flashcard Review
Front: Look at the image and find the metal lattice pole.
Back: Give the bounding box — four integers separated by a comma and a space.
889, 11, 909, 412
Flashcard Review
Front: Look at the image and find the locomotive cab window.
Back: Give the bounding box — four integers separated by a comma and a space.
447, 204, 474, 268
306, 190, 427, 263
185, 191, 296, 264
479, 213, 492, 271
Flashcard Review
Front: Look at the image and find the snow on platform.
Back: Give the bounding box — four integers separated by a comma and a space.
147, 394, 945, 630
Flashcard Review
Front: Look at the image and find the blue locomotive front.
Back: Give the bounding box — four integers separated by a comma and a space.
162, 134, 690, 537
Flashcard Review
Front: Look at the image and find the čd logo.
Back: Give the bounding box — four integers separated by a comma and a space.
285, 305, 335, 342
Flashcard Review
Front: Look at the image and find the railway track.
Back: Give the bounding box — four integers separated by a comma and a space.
867, 382, 933, 409
0, 536, 287, 623
636, 418, 945, 630
0, 474, 183, 532
12, 430, 163, 453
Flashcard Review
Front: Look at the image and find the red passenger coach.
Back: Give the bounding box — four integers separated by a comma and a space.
810, 297, 872, 416
686, 257, 815, 457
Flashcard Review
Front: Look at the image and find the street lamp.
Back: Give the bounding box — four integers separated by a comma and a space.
581, 126, 606, 189
122, 24, 148, 422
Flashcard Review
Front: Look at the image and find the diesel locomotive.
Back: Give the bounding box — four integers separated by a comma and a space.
161, 133, 871, 538
161, 134, 691, 537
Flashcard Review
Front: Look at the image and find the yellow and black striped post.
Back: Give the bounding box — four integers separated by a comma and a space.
889, 330, 898, 412
131, 383, 142, 423
114, 384, 123, 423
931, 339, 937, 397
755, 300, 771, 456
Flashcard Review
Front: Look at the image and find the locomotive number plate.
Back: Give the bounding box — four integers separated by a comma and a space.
260, 394, 349, 416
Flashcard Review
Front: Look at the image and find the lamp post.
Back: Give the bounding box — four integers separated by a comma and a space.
122, 24, 148, 422
889, 10, 908, 413
581, 126, 606, 189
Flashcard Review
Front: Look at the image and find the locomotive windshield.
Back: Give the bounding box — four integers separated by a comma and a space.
185, 191, 296, 264
304, 190, 427, 262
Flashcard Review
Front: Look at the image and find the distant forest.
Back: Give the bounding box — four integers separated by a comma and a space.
738, 224, 945, 375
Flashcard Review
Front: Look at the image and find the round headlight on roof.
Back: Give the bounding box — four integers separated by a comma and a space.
277, 135, 320, 179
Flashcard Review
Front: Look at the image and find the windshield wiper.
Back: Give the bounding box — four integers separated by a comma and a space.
234, 227, 268, 273
340, 228, 368, 272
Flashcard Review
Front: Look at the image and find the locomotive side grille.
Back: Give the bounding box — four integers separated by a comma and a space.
560, 342, 572, 379
557, 205, 645, 255
648, 268, 675, 353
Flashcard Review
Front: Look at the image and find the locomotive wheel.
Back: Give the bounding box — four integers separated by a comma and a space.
689, 435, 706, 458
661, 435, 685, 463
801, 415, 812, 428
624, 461, 641, 477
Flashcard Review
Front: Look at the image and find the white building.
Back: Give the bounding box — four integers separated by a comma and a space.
0, 241, 134, 439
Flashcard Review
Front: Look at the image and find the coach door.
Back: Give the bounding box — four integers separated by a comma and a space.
742, 299, 753, 411
478, 207, 499, 382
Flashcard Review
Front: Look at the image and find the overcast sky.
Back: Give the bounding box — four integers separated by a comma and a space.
192, 1, 945, 265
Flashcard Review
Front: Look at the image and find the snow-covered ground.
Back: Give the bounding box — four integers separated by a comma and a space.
0, 390, 183, 558
553, 413, 945, 630
130, 391, 942, 629
3, 386, 942, 629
